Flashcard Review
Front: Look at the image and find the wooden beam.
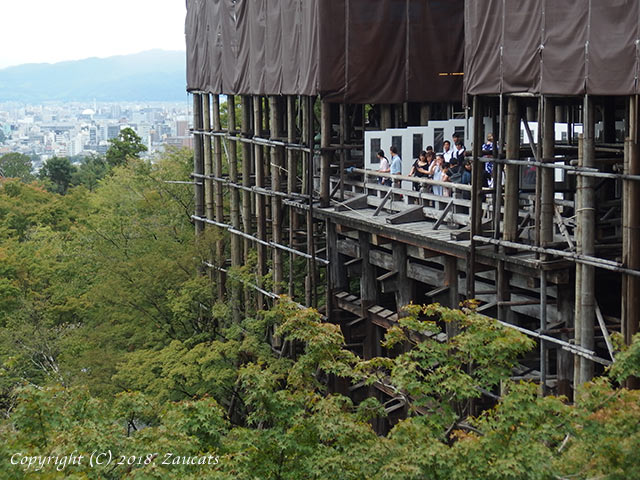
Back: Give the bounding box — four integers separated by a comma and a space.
386, 205, 425, 225
433, 200, 454, 230
373, 188, 393, 216
335, 194, 368, 212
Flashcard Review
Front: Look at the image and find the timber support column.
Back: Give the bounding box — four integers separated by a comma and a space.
540, 97, 555, 396
327, 221, 348, 319
269, 96, 284, 295
320, 101, 331, 208
625, 95, 640, 388
359, 231, 379, 359
445, 256, 459, 338
305, 96, 317, 307
381, 104, 392, 130
469, 95, 483, 299
287, 96, 299, 299
228, 95, 242, 323
254, 96, 267, 310
579, 96, 596, 384
557, 281, 574, 400
504, 97, 520, 243
212, 94, 226, 298
541, 97, 555, 247
420, 103, 431, 126
241, 96, 253, 263
202, 94, 214, 284
574, 134, 584, 386
193, 93, 205, 236
203, 94, 213, 221
393, 243, 413, 317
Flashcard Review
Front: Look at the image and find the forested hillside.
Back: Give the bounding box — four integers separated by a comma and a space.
0, 147, 639, 479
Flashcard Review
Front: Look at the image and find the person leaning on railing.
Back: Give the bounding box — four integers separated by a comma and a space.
389, 145, 402, 189
428, 153, 447, 196
409, 150, 431, 192
376, 149, 392, 186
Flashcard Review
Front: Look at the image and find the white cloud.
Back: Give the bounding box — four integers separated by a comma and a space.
1, 0, 186, 68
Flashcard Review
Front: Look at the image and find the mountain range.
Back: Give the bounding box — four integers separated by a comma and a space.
0, 50, 187, 102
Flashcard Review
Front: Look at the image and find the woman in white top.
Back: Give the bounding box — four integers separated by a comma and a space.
376, 150, 391, 186
429, 154, 448, 196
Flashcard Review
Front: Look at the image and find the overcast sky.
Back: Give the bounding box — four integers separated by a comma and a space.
1, 0, 186, 69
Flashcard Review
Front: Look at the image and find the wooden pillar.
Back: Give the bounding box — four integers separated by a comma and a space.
579, 96, 596, 384
445, 255, 459, 339
496, 261, 509, 322
393, 243, 413, 315
381, 104, 392, 130
193, 93, 205, 236
240, 96, 253, 309
254, 96, 267, 309
541, 97, 555, 246
420, 103, 431, 126
212, 95, 226, 298
241, 96, 253, 260
287, 96, 298, 299
305, 96, 317, 307
359, 231, 379, 359
228, 95, 242, 323
327, 220, 348, 318
540, 271, 548, 395
203, 94, 214, 221
320, 101, 331, 208
534, 97, 543, 248
302, 98, 309, 197
468, 95, 482, 299
625, 96, 640, 388
574, 134, 584, 387
495, 96, 509, 323
339, 103, 347, 201
504, 97, 520, 242
557, 281, 574, 400
270, 96, 284, 295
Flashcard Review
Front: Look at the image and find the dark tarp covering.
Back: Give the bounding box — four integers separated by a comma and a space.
464, 0, 640, 96
185, 0, 464, 104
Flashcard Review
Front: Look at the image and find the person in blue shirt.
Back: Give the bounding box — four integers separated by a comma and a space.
389, 146, 402, 188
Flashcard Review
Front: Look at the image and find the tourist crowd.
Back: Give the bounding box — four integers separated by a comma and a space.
376, 133, 494, 196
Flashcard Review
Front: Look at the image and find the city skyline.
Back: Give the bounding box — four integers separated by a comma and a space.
1, 0, 186, 69
0, 101, 193, 167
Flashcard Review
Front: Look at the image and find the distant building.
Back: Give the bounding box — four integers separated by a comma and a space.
107, 125, 120, 140
175, 120, 189, 137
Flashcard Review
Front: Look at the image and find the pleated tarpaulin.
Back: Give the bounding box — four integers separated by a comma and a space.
464, 0, 640, 96
185, 0, 464, 103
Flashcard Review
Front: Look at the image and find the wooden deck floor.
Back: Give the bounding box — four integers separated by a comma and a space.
316, 203, 570, 276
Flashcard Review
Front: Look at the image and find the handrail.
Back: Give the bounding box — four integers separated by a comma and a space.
350, 168, 473, 192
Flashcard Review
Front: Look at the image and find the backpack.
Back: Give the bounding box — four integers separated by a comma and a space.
449, 171, 463, 183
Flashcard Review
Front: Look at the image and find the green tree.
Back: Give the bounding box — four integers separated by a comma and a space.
71, 154, 109, 191
0, 153, 33, 181
105, 127, 147, 167
38, 156, 77, 194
